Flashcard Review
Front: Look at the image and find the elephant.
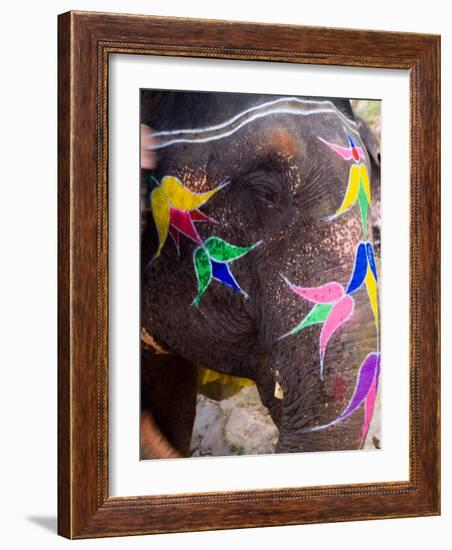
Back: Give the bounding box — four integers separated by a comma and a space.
139, 90, 381, 458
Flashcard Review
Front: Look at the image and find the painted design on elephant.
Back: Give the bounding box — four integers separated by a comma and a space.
146, 100, 380, 449
270, 107, 379, 443
150, 97, 361, 150
193, 237, 262, 306
318, 130, 365, 162
279, 240, 380, 440
303, 352, 381, 447
278, 278, 355, 381
150, 175, 261, 306
279, 240, 379, 380
346, 241, 379, 331
150, 175, 227, 257
319, 130, 371, 239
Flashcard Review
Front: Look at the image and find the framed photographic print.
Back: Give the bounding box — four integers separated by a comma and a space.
58, 11, 440, 538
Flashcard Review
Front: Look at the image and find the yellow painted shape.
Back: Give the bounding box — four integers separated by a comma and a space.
365, 267, 379, 330
335, 164, 360, 215
161, 176, 220, 211
151, 187, 170, 257
360, 164, 372, 205
198, 365, 255, 388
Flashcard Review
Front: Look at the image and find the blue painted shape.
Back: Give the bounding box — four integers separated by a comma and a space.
366, 242, 378, 281
211, 259, 242, 293
346, 131, 356, 149
346, 242, 368, 294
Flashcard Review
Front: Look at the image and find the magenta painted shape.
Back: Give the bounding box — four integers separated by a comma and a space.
319, 295, 354, 362
168, 225, 180, 252
290, 281, 345, 304
169, 208, 203, 245
360, 374, 378, 445
322, 141, 354, 160
319, 138, 366, 161
190, 209, 215, 223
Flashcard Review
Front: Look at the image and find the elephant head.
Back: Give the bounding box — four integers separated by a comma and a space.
140, 91, 380, 454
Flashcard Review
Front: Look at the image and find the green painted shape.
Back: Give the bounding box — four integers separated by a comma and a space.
204, 236, 258, 263
288, 302, 334, 337
357, 181, 368, 240
193, 247, 212, 306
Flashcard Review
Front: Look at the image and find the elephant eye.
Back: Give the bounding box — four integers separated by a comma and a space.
245, 171, 281, 207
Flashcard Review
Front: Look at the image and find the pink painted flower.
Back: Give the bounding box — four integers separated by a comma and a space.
279, 277, 355, 380
318, 129, 365, 163
150, 175, 226, 257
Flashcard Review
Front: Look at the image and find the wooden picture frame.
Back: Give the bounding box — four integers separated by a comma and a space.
58, 11, 440, 538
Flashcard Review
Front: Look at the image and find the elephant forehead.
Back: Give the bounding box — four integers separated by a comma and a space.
154, 110, 362, 195
267, 127, 298, 157
156, 125, 306, 191
151, 96, 359, 150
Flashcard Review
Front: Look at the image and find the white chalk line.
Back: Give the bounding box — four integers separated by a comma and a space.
150, 97, 359, 150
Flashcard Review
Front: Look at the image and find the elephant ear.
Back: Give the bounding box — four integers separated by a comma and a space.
355, 115, 381, 168
327, 98, 356, 124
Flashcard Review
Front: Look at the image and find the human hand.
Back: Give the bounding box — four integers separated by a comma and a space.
141, 124, 157, 169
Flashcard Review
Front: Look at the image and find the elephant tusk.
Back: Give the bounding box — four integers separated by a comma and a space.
274, 382, 284, 400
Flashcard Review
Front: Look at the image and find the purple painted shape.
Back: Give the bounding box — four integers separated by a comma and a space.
290, 281, 345, 304
339, 353, 380, 420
